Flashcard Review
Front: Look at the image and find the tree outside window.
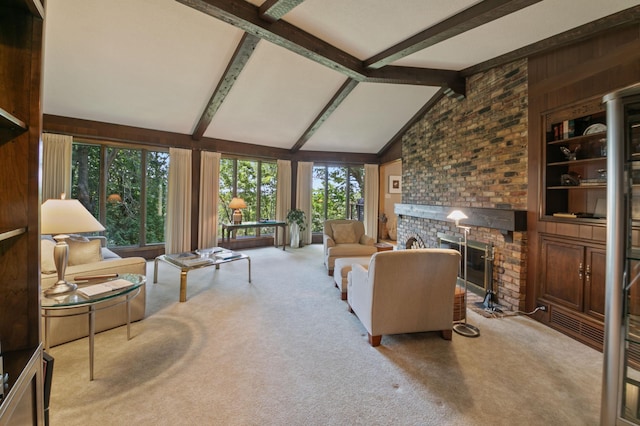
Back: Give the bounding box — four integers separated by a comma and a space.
71, 142, 168, 248
312, 165, 364, 232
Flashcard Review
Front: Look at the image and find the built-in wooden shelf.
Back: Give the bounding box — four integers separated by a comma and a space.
0, 107, 27, 143
0, 227, 26, 242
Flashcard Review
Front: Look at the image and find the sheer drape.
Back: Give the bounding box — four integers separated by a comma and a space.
364, 164, 379, 241
42, 133, 73, 201
166, 148, 192, 253
276, 160, 291, 246
296, 161, 313, 245
199, 151, 221, 249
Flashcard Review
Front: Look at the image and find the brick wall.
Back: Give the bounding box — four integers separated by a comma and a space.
398, 59, 528, 311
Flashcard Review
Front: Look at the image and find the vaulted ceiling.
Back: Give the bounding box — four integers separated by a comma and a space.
43, 0, 640, 156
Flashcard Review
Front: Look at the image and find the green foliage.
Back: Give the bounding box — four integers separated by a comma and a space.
311, 165, 363, 232
72, 143, 168, 248
286, 208, 307, 232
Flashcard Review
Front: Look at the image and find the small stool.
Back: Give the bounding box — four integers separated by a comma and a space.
333, 257, 371, 300
453, 287, 466, 322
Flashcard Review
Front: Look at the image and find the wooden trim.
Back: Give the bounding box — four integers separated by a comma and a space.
364, 0, 541, 69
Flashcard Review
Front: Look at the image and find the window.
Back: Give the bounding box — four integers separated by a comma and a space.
312, 165, 364, 232
218, 157, 277, 237
71, 142, 169, 248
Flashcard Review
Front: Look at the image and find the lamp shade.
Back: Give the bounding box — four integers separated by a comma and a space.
229, 197, 247, 209
41, 199, 105, 234
447, 210, 468, 222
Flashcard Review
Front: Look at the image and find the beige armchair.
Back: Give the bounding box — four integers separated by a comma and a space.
347, 248, 461, 347
323, 219, 376, 275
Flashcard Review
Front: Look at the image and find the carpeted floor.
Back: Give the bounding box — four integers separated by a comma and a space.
47, 245, 603, 425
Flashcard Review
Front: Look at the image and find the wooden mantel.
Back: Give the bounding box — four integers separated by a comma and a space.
395, 204, 527, 241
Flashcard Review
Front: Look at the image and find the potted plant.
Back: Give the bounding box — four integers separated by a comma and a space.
286, 208, 307, 248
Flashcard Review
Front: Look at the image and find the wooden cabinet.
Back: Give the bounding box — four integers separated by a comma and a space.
0, 0, 45, 424
540, 236, 605, 321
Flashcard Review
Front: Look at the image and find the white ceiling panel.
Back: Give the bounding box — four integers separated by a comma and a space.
44, 0, 244, 134
281, 0, 481, 59
394, 0, 640, 70
204, 42, 347, 148
302, 83, 440, 153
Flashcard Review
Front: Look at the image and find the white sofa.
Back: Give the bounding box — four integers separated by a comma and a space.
347, 248, 460, 347
323, 219, 376, 275
41, 235, 147, 347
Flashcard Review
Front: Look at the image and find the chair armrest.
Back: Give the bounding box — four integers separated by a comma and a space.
359, 234, 375, 246
323, 234, 335, 250
348, 263, 374, 323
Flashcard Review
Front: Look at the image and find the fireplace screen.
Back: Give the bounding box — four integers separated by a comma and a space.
438, 236, 487, 293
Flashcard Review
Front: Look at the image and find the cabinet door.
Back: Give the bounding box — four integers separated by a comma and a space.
540, 238, 584, 311
584, 246, 605, 320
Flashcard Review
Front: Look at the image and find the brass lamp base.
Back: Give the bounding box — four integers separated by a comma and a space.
232, 209, 242, 224
44, 281, 78, 296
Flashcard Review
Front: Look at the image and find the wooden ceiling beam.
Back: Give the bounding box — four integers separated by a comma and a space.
192, 33, 260, 140
290, 79, 359, 153
259, 0, 305, 23
365, 66, 465, 97
177, 0, 366, 80
462, 4, 640, 77
364, 0, 542, 70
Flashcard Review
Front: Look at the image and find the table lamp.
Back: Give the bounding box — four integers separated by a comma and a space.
41, 197, 105, 296
446, 209, 480, 338
229, 197, 247, 224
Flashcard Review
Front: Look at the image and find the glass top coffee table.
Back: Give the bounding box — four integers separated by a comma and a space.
153, 247, 251, 302
41, 273, 145, 381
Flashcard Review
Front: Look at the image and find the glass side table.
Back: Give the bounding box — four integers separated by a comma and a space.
41, 273, 145, 381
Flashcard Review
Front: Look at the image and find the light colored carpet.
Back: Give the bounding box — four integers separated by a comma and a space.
47, 245, 603, 426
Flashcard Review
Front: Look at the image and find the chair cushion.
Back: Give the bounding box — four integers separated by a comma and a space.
68, 238, 103, 266
328, 244, 377, 257
332, 223, 357, 243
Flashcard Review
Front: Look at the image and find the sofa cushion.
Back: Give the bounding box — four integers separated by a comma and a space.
41, 239, 57, 274
68, 238, 103, 266
332, 223, 357, 244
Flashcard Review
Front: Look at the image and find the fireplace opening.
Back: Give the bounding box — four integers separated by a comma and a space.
438, 235, 490, 296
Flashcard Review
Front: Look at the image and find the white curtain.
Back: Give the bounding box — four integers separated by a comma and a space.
42, 133, 72, 201
166, 148, 192, 253
199, 151, 221, 249
296, 161, 313, 245
364, 164, 379, 241
276, 160, 291, 246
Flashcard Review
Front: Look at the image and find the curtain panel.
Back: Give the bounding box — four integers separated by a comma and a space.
276, 160, 291, 246
364, 164, 379, 241
166, 148, 192, 253
42, 133, 73, 201
296, 161, 313, 245
198, 151, 221, 249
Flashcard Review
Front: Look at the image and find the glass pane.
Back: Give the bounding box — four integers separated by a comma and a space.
326, 166, 347, 220
349, 166, 364, 221
219, 158, 234, 228
237, 160, 258, 235
105, 147, 141, 246
145, 151, 169, 244
260, 161, 277, 223
71, 143, 101, 218
312, 166, 327, 232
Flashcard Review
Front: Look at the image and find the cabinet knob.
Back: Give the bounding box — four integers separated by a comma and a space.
579, 262, 584, 279
585, 264, 591, 281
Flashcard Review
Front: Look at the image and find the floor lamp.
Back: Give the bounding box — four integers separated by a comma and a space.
447, 210, 480, 338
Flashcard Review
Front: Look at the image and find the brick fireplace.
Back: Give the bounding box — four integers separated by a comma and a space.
395, 58, 529, 312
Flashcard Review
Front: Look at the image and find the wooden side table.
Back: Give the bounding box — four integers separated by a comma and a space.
374, 242, 394, 252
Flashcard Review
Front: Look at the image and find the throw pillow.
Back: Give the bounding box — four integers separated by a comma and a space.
41, 239, 57, 274
332, 223, 357, 244
67, 239, 103, 266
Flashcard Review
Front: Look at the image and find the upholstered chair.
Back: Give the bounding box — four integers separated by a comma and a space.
347, 248, 461, 347
323, 219, 376, 275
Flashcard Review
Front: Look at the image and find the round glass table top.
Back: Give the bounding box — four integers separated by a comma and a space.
41, 273, 145, 308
